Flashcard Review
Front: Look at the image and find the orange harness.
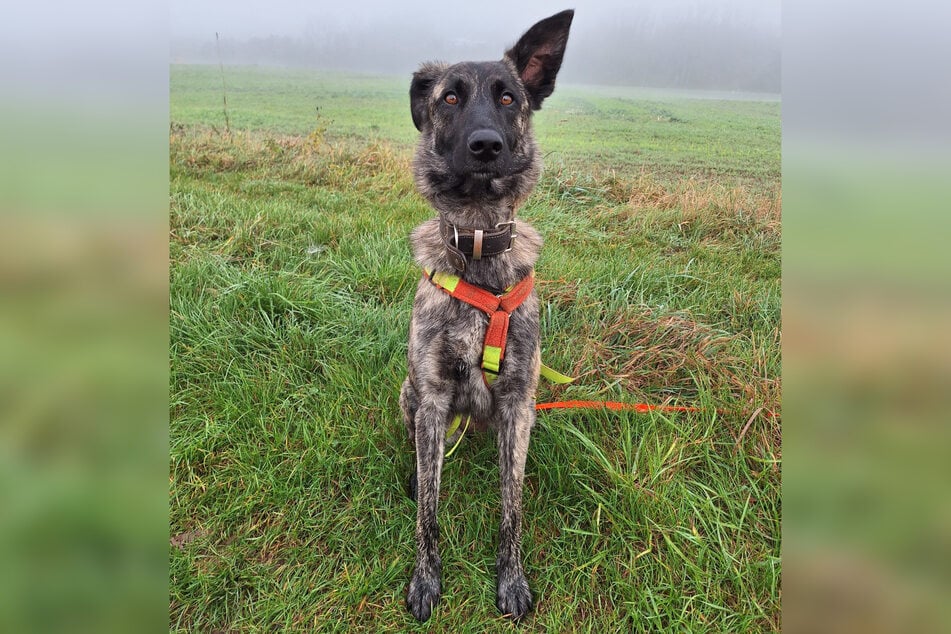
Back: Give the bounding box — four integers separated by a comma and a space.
423, 268, 534, 386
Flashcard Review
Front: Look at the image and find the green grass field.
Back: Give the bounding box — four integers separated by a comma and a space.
169, 64, 781, 632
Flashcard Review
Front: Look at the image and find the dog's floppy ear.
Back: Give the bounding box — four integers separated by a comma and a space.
504, 9, 574, 110
410, 63, 446, 131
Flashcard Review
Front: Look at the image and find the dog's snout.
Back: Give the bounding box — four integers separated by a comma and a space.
467, 129, 504, 162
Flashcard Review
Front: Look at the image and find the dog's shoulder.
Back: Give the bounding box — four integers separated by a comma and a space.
409, 218, 445, 270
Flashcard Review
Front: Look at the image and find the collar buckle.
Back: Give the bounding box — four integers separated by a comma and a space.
495, 220, 518, 252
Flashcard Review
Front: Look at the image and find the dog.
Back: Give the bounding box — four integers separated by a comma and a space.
399, 9, 574, 622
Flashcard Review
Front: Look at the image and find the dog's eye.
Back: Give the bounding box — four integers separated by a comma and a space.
444, 92, 459, 105
500, 92, 514, 106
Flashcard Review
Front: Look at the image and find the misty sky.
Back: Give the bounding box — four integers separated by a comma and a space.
170, 0, 781, 92
170, 0, 778, 40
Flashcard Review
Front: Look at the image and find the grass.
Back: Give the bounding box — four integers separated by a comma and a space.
169, 65, 781, 632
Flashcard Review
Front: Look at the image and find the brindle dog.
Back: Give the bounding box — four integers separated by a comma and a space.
399, 10, 574, 622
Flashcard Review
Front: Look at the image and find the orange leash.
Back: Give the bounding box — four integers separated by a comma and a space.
535, 399, 778, 418
535, 400, 698, 413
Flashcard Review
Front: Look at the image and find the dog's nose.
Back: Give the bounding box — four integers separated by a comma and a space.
467, 129, 504, 162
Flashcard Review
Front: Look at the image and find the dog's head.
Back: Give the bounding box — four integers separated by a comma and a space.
410, 10, 573, 212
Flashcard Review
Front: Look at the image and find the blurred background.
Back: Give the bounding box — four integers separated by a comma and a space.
0, 2, 169, 632
783, 1, 951, 631
1, 0, 949, 631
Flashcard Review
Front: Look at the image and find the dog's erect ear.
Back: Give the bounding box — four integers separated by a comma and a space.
504, 9, 574, 110
410, 63, 446, 131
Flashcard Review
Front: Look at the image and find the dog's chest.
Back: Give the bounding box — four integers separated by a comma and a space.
419, 288, 491, 370
405, 285, 493, 414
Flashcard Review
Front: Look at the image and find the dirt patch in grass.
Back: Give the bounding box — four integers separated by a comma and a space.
170, 528, 208, 551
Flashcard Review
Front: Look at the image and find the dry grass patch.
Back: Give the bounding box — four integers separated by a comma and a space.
577, 307, 736, 399
603, 169, 781, 237
170, 126, 414, 195
573, 306, 779, 428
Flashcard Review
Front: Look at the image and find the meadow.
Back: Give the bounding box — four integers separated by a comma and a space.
169, 64, 781, 632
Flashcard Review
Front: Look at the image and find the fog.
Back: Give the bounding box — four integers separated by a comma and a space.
170, 0, 780, 93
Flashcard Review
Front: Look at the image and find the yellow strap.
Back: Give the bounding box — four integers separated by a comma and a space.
445, 413, 462, 437
444, 414, 471, 458
482, 345, 502, 374
540, 363, 575, 384
430, 270, 461, 293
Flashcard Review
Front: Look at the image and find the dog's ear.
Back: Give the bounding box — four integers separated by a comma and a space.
504, 9, 574, 110
410, 63, 446, 131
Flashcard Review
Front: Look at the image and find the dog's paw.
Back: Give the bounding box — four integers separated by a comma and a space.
406, 470, 418, 502
496, 571, 533, 622
406, 569, 441, 622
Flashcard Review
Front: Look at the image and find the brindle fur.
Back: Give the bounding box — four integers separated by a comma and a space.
400, 10, 573, 622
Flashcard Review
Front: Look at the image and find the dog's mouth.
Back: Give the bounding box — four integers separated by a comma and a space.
467, 159, 519, 181
456, 152, 509, 182
423, 156, 533, 201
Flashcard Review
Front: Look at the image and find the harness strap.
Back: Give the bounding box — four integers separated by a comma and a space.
423, 268, 534, 384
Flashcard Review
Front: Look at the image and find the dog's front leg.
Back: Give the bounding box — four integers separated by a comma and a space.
406, 398, 449, 622
495, 398, 535, 621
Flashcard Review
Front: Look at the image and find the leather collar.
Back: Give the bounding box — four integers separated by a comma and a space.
438, 217, 517, 273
